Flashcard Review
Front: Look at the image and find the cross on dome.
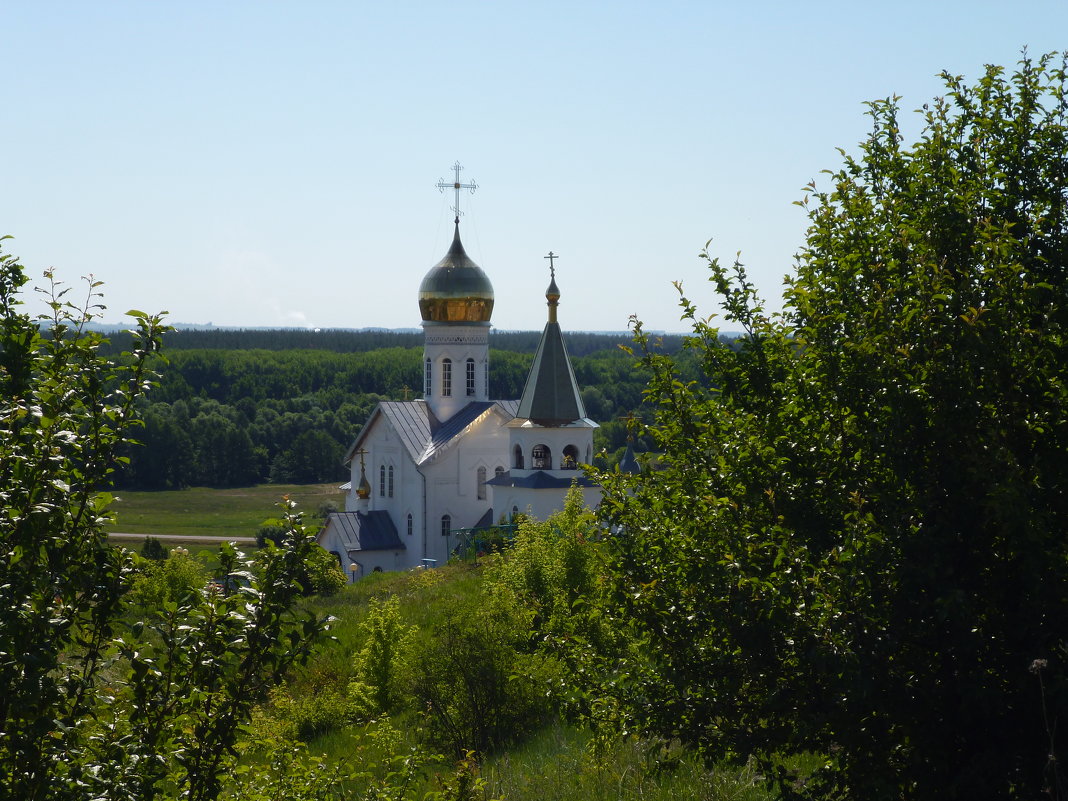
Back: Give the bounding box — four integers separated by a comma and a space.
544, 251, 558, 279
436, 161, 478, 224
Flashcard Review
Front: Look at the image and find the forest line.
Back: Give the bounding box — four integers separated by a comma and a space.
114, 330, 696, 490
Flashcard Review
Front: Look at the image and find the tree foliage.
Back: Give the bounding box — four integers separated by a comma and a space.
0, 243, 330, 799
596, 53, 1068, 799
0, 247, 164, 797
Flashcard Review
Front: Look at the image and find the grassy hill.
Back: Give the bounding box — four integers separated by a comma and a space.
263, 556, 776, 800
107, 483, 779, 799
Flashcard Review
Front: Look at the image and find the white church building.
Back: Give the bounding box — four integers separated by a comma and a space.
317, 203, 599, 577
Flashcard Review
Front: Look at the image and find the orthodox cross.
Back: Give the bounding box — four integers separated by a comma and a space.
400, 386, 412, 401
436, 161, 478, 223
355, 448, 368, 472
544, 251, 558, 279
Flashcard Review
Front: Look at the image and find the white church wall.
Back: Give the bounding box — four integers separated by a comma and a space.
422, 323, 491, 421
397, 462, 423, 570
497, 483, 602, 523
348, 549, 406, 577
509, 424, 596, 472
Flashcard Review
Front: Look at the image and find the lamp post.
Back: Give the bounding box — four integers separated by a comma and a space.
348, 562, 359, 584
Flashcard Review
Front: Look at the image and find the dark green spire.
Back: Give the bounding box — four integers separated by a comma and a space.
515, 270, 586, 425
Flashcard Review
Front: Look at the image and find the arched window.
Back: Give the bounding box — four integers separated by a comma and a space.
379, 464, 385, 496
532, 444, 551, 469
477, 466, 487, 500
406, 513, 413, 537
441, 358, 452, 397
483, 361, 489, 398
511, 505, 519, 521
513, 444, 524, 469
466, 358, 476, 396
424, 358, 432, 397
586, 444, 592, 464
441, 514, 451, 537
562, 444, 579, 470
495, 466, 505, 479
388, 465, 394, 497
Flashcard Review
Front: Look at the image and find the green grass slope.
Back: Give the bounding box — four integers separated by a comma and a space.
266, 560, 778, 801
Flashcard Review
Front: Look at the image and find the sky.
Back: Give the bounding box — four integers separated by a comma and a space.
3, 1, 1066, 333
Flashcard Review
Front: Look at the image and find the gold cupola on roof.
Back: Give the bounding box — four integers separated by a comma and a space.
356, 450, 372, 500
418, 223, 495, 323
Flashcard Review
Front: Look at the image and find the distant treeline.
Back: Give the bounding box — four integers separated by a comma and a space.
98, 327, 690, 357
114, 338, 694, 492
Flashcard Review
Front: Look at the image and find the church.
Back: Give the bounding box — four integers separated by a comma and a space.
317, 170, 600, 576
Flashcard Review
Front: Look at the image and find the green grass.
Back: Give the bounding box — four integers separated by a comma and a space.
283, 562, 780, 801
482, 724, 775, 801
105, 483, 346, 539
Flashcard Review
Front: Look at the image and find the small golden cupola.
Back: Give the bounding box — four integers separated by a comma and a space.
356, 450, 372, 500
545, 251, 561, 323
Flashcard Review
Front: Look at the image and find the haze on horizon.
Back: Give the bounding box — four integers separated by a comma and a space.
4, 2, 1064, 332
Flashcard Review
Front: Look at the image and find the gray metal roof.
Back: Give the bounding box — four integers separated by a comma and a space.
515, 321, 587, 425
325, 510, 405, 552
345, 399, 520, 467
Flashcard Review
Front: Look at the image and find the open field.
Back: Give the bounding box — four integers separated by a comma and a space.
105, 483, 347, 540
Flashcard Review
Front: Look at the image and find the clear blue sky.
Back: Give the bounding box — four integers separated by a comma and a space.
4, 2, 1064, 332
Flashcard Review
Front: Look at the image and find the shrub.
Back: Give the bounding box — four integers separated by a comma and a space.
256, 521, 288, 549
129, 547, 209, 609
305, 545, 347, 597
140, 535, 167, 561
409, 602, 553, 757
259, 685, 351, 742
258, 522, 346, 596
348, 596, 416, 719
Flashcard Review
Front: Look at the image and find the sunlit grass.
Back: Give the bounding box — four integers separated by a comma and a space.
105, 482, 346, 538
481, 723, 775, 801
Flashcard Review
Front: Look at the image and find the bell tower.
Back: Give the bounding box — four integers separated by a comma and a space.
418, 162, 493, 422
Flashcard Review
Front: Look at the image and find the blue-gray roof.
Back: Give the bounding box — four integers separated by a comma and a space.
618, 442, 641, 474
473, 507, 495, 528
326, 511, 405, 552
345, 399, 520, 466
486, 470, 598, 489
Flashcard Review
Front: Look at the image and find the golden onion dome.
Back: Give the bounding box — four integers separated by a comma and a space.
546, 264, 560, 323
418, 224, 494, 323
356, 474, 371, 500
356, 458, 371, 500
546, 273, 560, 304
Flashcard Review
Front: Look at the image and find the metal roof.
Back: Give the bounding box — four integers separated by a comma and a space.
418, 224, 494, 323
345, 399, 520, 467
618, 442, 641, 474
324, 510, 405, 552
515, 321, 587, 425
486, 469, 598, 489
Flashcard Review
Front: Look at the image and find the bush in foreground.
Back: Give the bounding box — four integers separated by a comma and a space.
596, 53, 1068, 799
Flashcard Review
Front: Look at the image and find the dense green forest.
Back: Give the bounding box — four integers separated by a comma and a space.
114, 329, 694, 490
